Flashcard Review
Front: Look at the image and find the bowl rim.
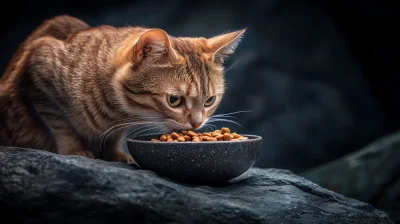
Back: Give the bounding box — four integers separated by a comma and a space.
127, 134, 262, 145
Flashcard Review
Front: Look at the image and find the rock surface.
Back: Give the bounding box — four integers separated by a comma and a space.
301, 130, 400, 223
0, 147, 393, 224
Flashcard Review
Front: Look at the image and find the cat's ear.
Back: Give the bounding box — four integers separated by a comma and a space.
132, 29, 181, 63
206, 29, 246, 64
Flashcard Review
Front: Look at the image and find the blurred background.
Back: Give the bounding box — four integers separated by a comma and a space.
1, 0, 399, 222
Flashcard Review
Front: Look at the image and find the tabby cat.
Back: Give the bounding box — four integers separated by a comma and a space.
0, 15, 245, 163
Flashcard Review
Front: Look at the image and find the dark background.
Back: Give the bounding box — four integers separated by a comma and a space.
1, 0, 399, 221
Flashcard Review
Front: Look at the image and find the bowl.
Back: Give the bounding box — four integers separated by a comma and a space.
127, 134, 262, 184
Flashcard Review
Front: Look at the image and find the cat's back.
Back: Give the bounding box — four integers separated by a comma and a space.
1, 15, 91, 87
0, 15, 92, 149
63, 24, 148, 51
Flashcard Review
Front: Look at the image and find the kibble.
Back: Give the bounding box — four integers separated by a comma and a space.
177, 136, 185, 142
171, 132, 179, 139
211, 133, 220, 137
223, 133, 231, 141
151, 127, 249, 142
202, 132, 211, 137
208, 137, 217, 142
187, 130, 197, 137
221, 127, 231, 134
202, 136, 209, 141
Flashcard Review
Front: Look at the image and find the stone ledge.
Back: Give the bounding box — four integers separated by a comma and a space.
0, 147, 393, 224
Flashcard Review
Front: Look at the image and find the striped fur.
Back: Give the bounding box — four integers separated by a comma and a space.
0, 15, 245, 163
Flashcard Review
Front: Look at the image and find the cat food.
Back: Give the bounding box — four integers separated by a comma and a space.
151, 127, 249, 142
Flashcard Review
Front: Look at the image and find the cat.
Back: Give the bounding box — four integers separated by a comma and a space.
0, 15, 245, 163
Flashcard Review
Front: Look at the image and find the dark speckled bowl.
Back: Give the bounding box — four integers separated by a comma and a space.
127, 134, 262, 184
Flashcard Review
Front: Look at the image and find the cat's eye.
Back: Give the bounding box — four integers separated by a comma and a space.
204, 96, 216, 107
167, 95, 182, 107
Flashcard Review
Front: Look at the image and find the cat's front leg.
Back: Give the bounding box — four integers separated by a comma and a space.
102, 149, 133, 164
33, 100, 95, 159
100, 135, 133, 164
48, 123, 95, 159
59, 140, 95, 159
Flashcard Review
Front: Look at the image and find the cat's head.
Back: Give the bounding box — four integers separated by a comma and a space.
113, 28, 245, 131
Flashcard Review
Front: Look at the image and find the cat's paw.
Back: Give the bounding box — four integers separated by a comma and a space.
69, 150, 95, 159
107, 152, 134, 164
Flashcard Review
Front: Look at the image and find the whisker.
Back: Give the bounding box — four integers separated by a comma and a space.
149, 126, 169, 137
129, 124, 166, 139
124, 121, 171, 140
207, 118, 243, 127
207, 123, 219, 130
119, 126, 148, 145
210, 115, 237, 119
101, 120, 152, 140
164, 125, 172, 134
101, 124, 134, 152
120, 122, 166, 143
160, 125, 171, 135
107, 117, 139, 125
136, 122, 170, 136
202, 118, 219, 131
101, 121, 156, 151
100, 120, 159, 141
146, 125, 171, 139
120, 123, 158, 140
211, 110, 253, 117
105, 116, 160, 127
199, 124, 208, 132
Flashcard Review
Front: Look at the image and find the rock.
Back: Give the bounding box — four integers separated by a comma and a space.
377, 178, 400, 224
0, 147, 393, 224
301, 130, 400, 223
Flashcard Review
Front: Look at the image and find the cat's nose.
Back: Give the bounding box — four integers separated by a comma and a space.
191, 123, 201, 129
